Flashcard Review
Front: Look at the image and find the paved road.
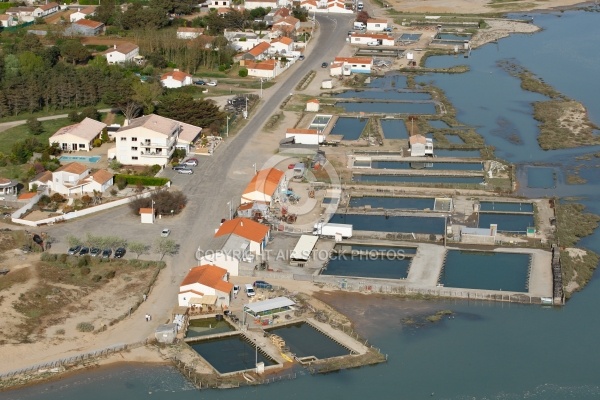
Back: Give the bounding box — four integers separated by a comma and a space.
0, 109, 114, 133
6, 13, 356, 369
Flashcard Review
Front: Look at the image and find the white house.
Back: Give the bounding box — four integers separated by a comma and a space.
69, 6, 95, 22
306, 99, 320, 112
409, 135, 434, 157
209, 0, 231, 7
349, 33, 395, 46
272, 16, 300, 34
176, 27, 204, 39
29, 162, 113, 196
326, 1, 350, 13
214, 218, 271, 256
104, 42, 139, 64
241, 168, 286, 205
242, 41, 271, 61
285, 128, 324, 145
244, 0, 278, 10
300, 0, 318, 11
49, 118, 106, 152
178, 265, 233, 309
269, 36, 293, 55
114, 114, 201, 166
246, 59, 279, 79
140, 207, 154, 224
199, 252, 239, 277
0, 14, 15, 27
160, 70, 193, 88
366, 18, 389, 32
332, 57, 373, 74
32, 2, 59, 18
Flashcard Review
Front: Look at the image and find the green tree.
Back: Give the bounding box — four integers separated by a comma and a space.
156, 95, 225, 131
26, 118, 43, 135
96, 0, 118, 24
59, 40, 90, 65
239, 68, 248, 77
129, 242, 150, 259
67, 235, 83, 248
153, 238, 178, 260
132, 80, 163, 114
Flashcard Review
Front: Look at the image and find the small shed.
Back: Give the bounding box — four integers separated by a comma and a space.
290, 234, 318, 265
155, 323, 177, 343
321, 79, 333, 89
140, 207, 154, 224
243, 296, 296, 320
306, 99, 320, 112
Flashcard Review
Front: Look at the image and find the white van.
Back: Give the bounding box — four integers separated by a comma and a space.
353, 21, 365, 30
245, 284, 256, 297
357, 2, 364, 10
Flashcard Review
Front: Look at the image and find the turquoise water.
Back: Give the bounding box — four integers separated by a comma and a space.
380, 118, 408, 139
349, 196, 435, 209
441, 250, 530, 292
330, 117, 367, 140
323, 256, 411, 279
7, 9, 600, 400
59, 155, 101, 163
189, 335, 277, 374
479, 201, 534, 213
371, 161, 483, 170
331, 213, 444, 234
355, 174, 484, 185
478, 213, 534, 232
337, 101, 437, 114
267, 322, 350, 359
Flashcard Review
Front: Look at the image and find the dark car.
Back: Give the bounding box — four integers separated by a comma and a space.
78, 247, 90, 256
298, 55, 305, 60
114, 248, 126, 258
321, 62, 328, 68
90, 247, 101, 257
172, 164, 186, 171
101, 248, 112, 259
67, 245, 81, 255
253, 280, 273, 290
194, 80, 206, 85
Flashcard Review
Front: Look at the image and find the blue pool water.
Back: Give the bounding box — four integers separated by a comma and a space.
190, 335, 277, 374
349, 196, 435, 210
479, 201, 534, 213
527, 166, 556, 188
330, 117, 368, 140
380, 119, 408, 139
267, 323, 350, 359
331, 213, 444, 234
354, 174, 484, 185
441, 251, 530, 292
478, 213, 534, 232
323, 257, 411, 279
59, 155, 101, 163
371, 161, 483, 171
336, 102, 437, 114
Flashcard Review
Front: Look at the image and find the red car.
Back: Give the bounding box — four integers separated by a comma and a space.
288, 163, 295, 169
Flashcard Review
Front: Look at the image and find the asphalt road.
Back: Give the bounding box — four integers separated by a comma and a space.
39, 13, 355, 345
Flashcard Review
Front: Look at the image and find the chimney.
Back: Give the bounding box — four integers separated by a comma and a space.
113, 44, 117, 49
174, 68, 179, 72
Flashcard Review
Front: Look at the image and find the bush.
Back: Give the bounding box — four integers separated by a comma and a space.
93, 138, 102, 148
91, 274, 102, 282
105, 270, 116, 279
51, 193, 66, 203
58, 254, 68, 263
76, 322, 94, 332
150, 164, 161, 174
80, 266, 91, 275
55, 328, 66, 335
116, 176, 127, 190
115, 174, 169, 187
27, 118, 44, 135
41, 253, 58, 262
78, 255, 90, 267
239, 68, 248, 77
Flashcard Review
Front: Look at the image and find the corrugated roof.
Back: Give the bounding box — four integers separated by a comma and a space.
215, 218, 269, 243
244, 297, 295, 314
290, 235, 319, 261
242, 168, 284, 196
286, 128, 319, 135
367, 18, 388, 23
334, 56, 373, 65
180, 265, 233, 293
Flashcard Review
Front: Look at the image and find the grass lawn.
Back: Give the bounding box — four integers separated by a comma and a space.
0, 118, 71, 156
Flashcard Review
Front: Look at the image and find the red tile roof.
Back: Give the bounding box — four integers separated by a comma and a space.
242, 168, 284, 196
18, 192, 37, 200
286, 128, 319, 135
90, 169, 113, 184
246, 59, 276, 71
139, 207, 153, 214
409, 135, 427, 144
38, 2, 59, 11
161, 70, 192, 82
180, 265, 233, 293
215, 218, 269, 243
247, 41, 271, 57
74, 19, 104, 29
56, 162, 88, 175
334, 56, 373, 65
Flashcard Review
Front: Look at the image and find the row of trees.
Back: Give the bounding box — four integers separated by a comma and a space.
67, 233, 179, 261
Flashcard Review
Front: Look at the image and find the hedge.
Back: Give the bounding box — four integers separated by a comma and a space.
115, 174, 170, 186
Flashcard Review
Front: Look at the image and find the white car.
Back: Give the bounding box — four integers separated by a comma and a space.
233, 285, 240, 296
178, 168, 194, 174
161, 229, 171, 237
206, 81, 217, 86
367, 41, 379, 46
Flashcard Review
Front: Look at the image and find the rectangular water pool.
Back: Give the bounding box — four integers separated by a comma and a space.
337, 244, 417, 255
330, 117, 368, 140
331, 213, 444, 234
59, 155, 101, 163
435, 149, 481, 158
336, 102, 437, 114
349, 196, 435, 210
441, 250, 530, 292
478, 213, 534, 233
381, 119, 408, 139
190, 335, 277, 374
334, 90, 431, 101
323, 256, 411, 279
479, 201, 534, 213
267, 322, 350, 359
185, 317, 235, 338
371, 161, 483, 171
527, 166, 556, 188
354, 174, 485, 185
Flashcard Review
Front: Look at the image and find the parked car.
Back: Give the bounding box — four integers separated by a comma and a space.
367, 41, 380, 46
182, 159, 198, 167
178, 168, 194, 175
194, 80, 206, 85
90, 247, 101, 257
245, 284, 255, 297
101, 248, 112, 259
172, 164, 186, 171
383, 27, 392, 32
206, 81, 217, 86
298, 55, 305, 60
161, 229, 171, 237
253, 280, 273, 290
114, 247, 126, 258
321, 62, 328, 68
78, 247, 90, 256
233, 285, 240, 296
67, 245, 81, 255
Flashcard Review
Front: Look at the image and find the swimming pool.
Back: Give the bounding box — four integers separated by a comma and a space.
59, 155, 101, 163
